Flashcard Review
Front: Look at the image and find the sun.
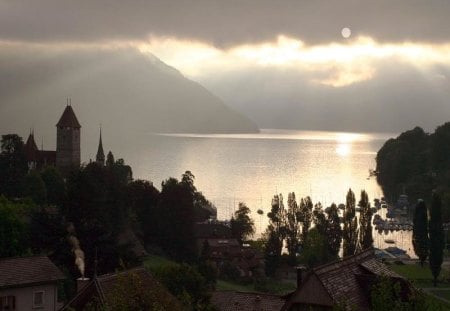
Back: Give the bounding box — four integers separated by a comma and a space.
341, 27, 352, 39
336, 143, 351, 157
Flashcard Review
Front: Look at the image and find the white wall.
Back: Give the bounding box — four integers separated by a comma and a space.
0, 283, 58, 311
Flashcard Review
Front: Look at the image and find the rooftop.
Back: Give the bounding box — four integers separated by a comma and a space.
0, 256, 65, 289
56, 105, 81, 128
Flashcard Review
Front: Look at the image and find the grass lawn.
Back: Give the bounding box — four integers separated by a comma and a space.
429, 289, 450, 301
142, 254, 176, 270
389, 263, 450, 288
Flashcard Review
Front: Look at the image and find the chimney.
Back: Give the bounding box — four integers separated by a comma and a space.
296, 265, 307, 288
76, 277, 90, 293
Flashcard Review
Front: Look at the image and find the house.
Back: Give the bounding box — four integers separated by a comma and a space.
61, 267, 181, 310
282, 248, 407, 311
0, 256, 65, 311
211, 291, 285, 311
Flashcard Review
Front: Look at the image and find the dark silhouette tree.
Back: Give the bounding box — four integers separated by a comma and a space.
0, 134, 27, 198
264, 194, 286, 276
0, 197, 29, 257
22, 171, 47, 205
285, 192, 301, 263
40, 166, 66, 206
358, 190, 373, 250
412, 199, 429, 267
325, 203, 342, 258
230, 202, 255, 243
106, 151, 115, 167
298, 196, 313, 246
343, 189, 358, 257
429, 192, 444, 286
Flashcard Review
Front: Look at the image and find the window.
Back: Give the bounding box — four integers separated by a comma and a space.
33, 291, 44, 308
0, 295, 16, 310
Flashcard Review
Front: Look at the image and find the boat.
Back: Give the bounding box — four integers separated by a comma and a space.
385, 239, 395, 244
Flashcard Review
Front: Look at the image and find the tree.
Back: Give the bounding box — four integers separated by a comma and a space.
299, 227, 332, 268
152, 263, 213, 310
413, 199, 429, 267
298, 196, 313, 246
230, 202, 255, 243
264, 194, 286, 276
0, 134, 28, 198
325, 203, 342, 258
370, 276, 431, 311
41, 166, 66, 206
0, 196, 29, 257
358, 190, 373, 250
106, 151, 115, 167
429, 192, 444, 286
285, 192, 301, 263
22, 171, 47, 205
343, 189, 358, 257
92, 270, 183, 311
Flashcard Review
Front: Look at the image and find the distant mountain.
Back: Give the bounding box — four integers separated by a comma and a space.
0, 46, 258, 157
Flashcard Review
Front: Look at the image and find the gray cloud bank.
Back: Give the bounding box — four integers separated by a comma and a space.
1, 0, 450, 46
201, 62, 450, 134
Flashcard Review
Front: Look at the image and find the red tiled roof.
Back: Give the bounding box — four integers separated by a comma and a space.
212, 291, 285, 311
56, 105, 81, 128
0, 256, 65, 288
284, 248, 405, 310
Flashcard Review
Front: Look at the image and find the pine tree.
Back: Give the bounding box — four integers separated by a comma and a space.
343, 189, 358, 257
358, 190, 373, 250
325, 203, 342, 258
285, 192, 301, 264
429, 192, 444, 286
413, 199, 429, 267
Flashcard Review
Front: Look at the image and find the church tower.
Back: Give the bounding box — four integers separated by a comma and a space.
96, 127, 105, 165
56, 105, 81, 174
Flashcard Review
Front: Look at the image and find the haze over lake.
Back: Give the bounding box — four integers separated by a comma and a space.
124, 129, 392, 230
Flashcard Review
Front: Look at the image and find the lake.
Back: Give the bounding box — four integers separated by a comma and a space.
122, 129, 415, 257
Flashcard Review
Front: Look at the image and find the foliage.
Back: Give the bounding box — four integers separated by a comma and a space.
370, 276, 432, 311
429, 192, 445, 287
299, 227, 332, 268
343, 189, 358, 257
0, 134, 28, 198
0, 196, 30, 257
22, 170, 47, 205
151, 263, 213, 310
264, 194, 286, 276
64, 162, 130, 276
358, 190, 373, 251
325, 203, 342, 258
126, 179, 160, 247
230, 202, 255, 243
413, 199, 429, 267
298, 196, 313, 246
285, 192, 301, 264
40, 166, 66, 205
87, 270, 183, 311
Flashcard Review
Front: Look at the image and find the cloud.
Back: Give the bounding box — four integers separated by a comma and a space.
1, 0, 450, 46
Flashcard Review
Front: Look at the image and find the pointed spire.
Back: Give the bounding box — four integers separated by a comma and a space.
96, 126, 105, 165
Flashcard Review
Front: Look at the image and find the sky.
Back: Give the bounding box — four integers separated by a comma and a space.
1, 0, 450, 133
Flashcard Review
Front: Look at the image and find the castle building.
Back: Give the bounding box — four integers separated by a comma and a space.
56, 105, 81, 174
25, 105, 81, 175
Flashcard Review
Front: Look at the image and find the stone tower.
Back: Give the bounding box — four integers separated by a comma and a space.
96, 128, 105, 165
56, 105, 81, 174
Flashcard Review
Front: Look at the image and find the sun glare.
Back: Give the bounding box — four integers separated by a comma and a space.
139, 35, 450, 87
336, 143, 351, 157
